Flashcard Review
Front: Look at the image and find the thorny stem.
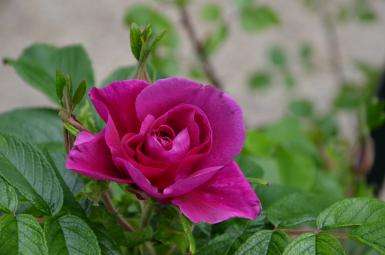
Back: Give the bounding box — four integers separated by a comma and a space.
102, 190, 135, 232
140, 200, 154, 230
178, 3, 224, 89
60, 114, 136, 233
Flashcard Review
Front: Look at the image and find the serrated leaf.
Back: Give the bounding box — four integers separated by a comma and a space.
0, 107, 63, 146
0, 177, 18, 213
235, 230, 288, 255
44, 215, 101, 255
92, 225, 122, 255
283, 233, 345, 255
5, 43, 94, 103
0, 214, 48, 255
317, 198, 385, 230
267, 193, 336, 227
42, 145, 85, 217
0, 133, 63, 215
351, 220, 385, 254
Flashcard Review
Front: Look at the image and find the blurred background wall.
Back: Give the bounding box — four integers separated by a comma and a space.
1, 0, 385, 134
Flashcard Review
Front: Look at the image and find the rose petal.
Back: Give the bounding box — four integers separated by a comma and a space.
135, 78, 245, 167
66, 131, 131, 183
163, 165, 222, 197
171, 161, 261, 224
114, 158, 164, 199
89, 80, 148, 135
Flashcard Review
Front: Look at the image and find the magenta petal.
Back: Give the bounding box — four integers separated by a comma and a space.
66, 131, 131, 183
172, 161, 262, 224
89, 80, 148, 134
136, 78, 245, 167
114, 158, 164, 199
163, 166, 222, 197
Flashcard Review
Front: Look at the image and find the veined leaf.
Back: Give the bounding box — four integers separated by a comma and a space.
0, 177, 18, 213
0, 214, 48, 255
5, 43, 94, 103
0, 108, 63, 146
282, 233, 345, 255
351, 220, 385, 254
235, 230, 288, 255
44, 215, 101, 255
0, 133, 63, 215
317, 198, 385, 230
267, 193, 336, 227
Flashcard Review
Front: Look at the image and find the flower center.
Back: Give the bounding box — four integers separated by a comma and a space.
152, 125, 175, 150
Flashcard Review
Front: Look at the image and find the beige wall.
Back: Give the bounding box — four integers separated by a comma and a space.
1, 0, 385, 129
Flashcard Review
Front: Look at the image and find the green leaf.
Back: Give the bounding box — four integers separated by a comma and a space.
0, 177, 18, 213
299, 43, 314, 71
317, 198, 385, 230
0, 134, 63, 215
197, 231, 241, 255
126, 226, 153, 248
5, 43, 94, 103
72, 80, 87, 107
203, 24, 228, 56
282, 233, 345, 255
92, 225, 122, 255
201, 4, 222, 22
237, 156, 264, 179
0, 107, 63, 147
244, 130, 276, 157
42, 144, 85, 217
351, 220, 385, 254
248, 71, 272, 90
124, 5, 178, 48
289, 99, 314, 117
366, 98, 385, 130
179, 213, 196, 255
240, 4, 280, 32
44, 215, 101, 255
266, 193, 336, 227
334, 83, 363, 109
130, 23, 142, 60
235, 230, 289, 255
269, 46, 287, 67
56, 70, 67, 103
0, 214, 48, 255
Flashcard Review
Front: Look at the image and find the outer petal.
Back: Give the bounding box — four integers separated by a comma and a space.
114, 158, 164, 199
171, 161, 261, 224
89, 80, 149, 135
66, 131, 131, 183
135, 78, 245, 167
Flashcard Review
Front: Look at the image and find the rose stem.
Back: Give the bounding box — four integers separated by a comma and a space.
102, 191, 135, 232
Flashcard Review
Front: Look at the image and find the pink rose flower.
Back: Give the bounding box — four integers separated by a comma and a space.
66, 78, 261, 223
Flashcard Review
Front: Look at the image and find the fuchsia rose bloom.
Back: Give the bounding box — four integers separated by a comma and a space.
66, 78, 261, 223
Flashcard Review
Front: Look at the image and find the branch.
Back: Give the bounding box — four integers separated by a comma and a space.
178, 4, 224, 89
102, 191, 135, 232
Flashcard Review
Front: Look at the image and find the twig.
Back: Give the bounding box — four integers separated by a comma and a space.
317, 0, 345, 84
102, 191, 135, 232
178, 4, 224, 89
